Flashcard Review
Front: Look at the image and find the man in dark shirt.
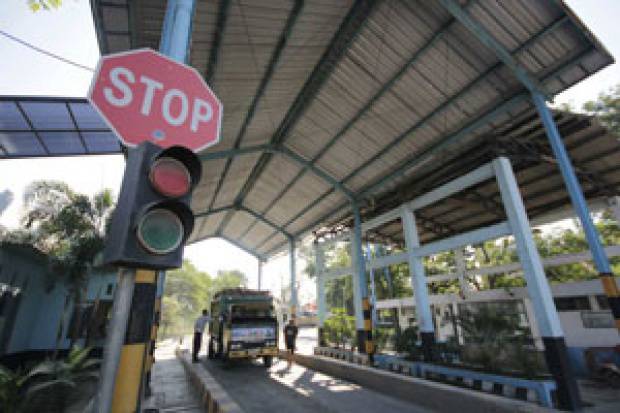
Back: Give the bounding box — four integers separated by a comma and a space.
283, 319, 298, 364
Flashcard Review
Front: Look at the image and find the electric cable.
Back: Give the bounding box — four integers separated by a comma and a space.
0, 29, 95, 72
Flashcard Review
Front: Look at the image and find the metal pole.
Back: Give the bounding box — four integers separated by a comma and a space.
352, 204, 373, 356
533, 92, 620, 331
401, 205, 435, 361
289, 237, 297, 319
96, 2, 196, 411
314, 240, 327, 346
366, 243, 378, 325
96, 268, 135, 413
494, 156, 580, 410
257, 260, 263, 290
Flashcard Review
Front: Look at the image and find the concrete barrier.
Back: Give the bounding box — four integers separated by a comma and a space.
291, 353, 554, 413
176, 349, 245, 413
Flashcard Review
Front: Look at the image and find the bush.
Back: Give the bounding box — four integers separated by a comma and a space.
396, 326, 421, 360
323, 308, 356, 350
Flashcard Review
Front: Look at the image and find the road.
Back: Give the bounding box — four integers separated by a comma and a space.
200, 356, 433, 413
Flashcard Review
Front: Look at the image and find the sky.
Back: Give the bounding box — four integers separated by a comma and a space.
0, 0, 619, 301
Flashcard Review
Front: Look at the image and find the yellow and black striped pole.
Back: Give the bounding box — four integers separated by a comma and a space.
362, 297, 374, 362
143, 270, 164, 397
111, 269, 157, 413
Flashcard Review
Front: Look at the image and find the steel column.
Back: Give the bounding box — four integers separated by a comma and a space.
257, 259, 263, 290
454, 248, 468, 298
400, 206, 435, 361
366, 243, 378, 325
289, 237, 298, 320
533, 92, 620, 332
493, 156, 580, 411
352, 204, 373, 356
314, 240, 327, 346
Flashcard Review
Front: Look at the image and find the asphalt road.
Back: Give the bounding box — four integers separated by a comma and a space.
200, 356, 434, 413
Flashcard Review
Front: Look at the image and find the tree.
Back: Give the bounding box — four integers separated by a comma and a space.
161, 263, 247, 338
2, 180, 114, 347
583, 83, 620, 136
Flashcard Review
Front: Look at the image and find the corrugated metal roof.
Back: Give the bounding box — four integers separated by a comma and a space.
91, 0, 614, 258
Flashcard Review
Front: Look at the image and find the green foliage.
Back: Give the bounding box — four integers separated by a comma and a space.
161, 262, 247, 338
395, 326, 420, 360
0, 365, 27, 413
323, 308, 356, 349
583, 83, 620, 136
1, 180, 114, 346
0, 347, 99, 413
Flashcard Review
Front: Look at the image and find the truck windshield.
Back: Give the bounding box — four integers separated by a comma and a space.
231, 304, 274, 320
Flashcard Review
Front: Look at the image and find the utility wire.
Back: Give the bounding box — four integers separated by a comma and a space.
0, 29, 95, 72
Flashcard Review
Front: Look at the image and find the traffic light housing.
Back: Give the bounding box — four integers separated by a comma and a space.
104, 141, 202, 269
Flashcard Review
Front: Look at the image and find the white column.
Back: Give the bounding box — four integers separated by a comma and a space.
400, 206, 435, 335
454, 248, 468, 297
314, 241, 326, 327
493, 157, 564, 338
257, 260, 263, 290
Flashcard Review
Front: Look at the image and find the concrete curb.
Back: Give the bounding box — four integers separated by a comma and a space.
290, 352, 555, 413
175, 348, 245, 413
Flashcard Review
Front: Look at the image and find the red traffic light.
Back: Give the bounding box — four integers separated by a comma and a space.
149, 157, 192, 197
147, 146, 201, 198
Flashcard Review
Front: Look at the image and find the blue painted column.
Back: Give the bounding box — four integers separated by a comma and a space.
494, 157, 580, 411
159, 0, 196, 63
533, 92, 620, 332
365, 243, 378, 325
352, 204, 373, 356
314, 240, 327, 346
289, 237, 298, 320
400, 205, 435, 361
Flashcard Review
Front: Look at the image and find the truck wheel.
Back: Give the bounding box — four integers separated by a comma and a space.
208, 338, 215, 359
263, 356, 273, 368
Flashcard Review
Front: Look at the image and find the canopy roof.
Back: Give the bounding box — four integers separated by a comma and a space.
0, 96, 120, 158
73, 1, 620, 258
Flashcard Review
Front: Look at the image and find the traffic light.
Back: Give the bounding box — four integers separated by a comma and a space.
103, 141, 202, 269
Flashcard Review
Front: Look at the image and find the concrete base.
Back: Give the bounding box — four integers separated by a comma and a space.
176, 348, 244, 413
291, 353, 553, 413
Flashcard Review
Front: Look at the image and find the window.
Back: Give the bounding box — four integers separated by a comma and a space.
106, 283, 114, 296
554, 296, 590, 311
581, 311, 614, 328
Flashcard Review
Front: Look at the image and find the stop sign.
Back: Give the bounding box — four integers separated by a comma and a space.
88, 48, 222, 153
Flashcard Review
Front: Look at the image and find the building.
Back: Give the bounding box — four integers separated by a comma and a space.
0, 242, 116, 363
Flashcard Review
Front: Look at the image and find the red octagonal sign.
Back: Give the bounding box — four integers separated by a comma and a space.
88, 49, 222, 153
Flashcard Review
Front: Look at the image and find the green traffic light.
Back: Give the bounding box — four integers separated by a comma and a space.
137, 208, 184, 255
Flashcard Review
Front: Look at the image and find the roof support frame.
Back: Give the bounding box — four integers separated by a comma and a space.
206, 0, 304, 212
215, 0, 377, 237
204, 0, 230, 85
265, 16, 572, 235
437, 0, 546, 96
259, 46, 596, 257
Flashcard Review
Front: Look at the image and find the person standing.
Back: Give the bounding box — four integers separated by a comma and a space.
283, 319, 298, 365
193, 309, 210, 362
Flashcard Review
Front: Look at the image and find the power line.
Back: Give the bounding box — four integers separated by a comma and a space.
0, 29, 95, 72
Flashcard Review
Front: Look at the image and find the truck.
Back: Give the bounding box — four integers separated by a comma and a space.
207, 288, 278, 367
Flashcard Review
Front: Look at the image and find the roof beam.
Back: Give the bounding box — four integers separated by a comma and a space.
199, 144, 274, 161
216, 234, 265, 261
216, 0, 376, 236
207, 0, 304, 222
437, 0, 546, 96
204, 0, 231, 85
260, 46, 594, 257
194, 204, 234, 218
276, 15, 570, 226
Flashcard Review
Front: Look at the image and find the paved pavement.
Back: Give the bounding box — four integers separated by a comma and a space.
146, 340, 203, 413
200, 356, 434, 413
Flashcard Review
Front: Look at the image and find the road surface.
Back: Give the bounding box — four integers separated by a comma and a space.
200, 356, 433, 413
